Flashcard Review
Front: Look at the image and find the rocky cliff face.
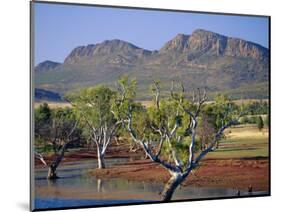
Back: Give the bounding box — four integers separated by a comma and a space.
64, 39, 152, 64
160, 34, 189, 53
224, 37, 268, 60
186, 29, 227, 59
61, 29, 268, 65
186, 29, 268, 60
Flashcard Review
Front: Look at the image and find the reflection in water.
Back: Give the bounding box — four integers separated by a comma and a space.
34, 158, 267, 209
97, 179, 103, 193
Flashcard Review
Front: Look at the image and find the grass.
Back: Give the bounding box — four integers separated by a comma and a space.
206, 124, 269, 159
34, 101, 71, 109
139, 99, 269, 108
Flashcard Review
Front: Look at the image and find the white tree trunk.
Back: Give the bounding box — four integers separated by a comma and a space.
161, 173, 184, 201
97, 179, 103, 192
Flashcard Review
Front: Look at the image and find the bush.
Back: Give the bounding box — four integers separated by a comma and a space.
240, 116, 257, 124
240, 116, 248, 124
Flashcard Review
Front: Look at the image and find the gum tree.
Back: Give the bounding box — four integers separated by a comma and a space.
116, 78, 244, 201
66, 86, 123, 169
35, 105, 79, 179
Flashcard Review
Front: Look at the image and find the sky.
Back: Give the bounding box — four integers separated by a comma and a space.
34, 2, 269, 65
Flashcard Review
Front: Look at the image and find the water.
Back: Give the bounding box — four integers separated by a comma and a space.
34, 158, 260, 210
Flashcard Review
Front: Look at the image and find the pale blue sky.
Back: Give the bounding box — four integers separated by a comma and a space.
34, 2, 269, 65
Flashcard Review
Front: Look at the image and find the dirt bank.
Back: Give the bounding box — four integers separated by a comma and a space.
34, 144, 269, 192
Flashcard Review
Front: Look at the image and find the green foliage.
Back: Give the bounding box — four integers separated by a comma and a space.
118, 78, 206, 165
161, 137, 190, 163
111, 75, 137, 121
35, 77, 250, 172
34, 103, 81, 153
239, 116, 248, 124
146, 99, 190, 137
241, 100, 269, 115
52, 107, 81, 145
200, 93, 244, 151
239, 115, 268, 126
34, 102, 52, 139
66, 85, 122, 146
203, 94, 240, 130
35, 102, 51, 124
67, 86, 116, 127
35, 136, 54, 153
117, 78, 247, 167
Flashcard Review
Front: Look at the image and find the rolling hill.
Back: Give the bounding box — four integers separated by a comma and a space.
35, 88, 62, 102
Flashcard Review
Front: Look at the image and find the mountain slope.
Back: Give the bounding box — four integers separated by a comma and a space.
186, 29, 268, 60
35, 60, 61, 72
35, 88, 62, 102
34, 29, 269, 100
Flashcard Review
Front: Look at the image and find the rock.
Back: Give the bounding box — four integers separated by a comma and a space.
64, 40, 152, 64
160, 34, 189, 53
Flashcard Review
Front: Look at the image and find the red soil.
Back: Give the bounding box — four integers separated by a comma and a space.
91, 158, 269, 192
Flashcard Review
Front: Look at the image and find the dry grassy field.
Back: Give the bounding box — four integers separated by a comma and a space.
206, 124, 269, 159
34, 101, 71, 109
35, 98, 268, 109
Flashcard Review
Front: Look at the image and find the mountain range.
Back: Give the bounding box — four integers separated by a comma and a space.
34, 29, 269, 100
35, 88, 62, 102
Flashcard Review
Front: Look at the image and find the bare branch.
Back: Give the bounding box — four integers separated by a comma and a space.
155, 136, 165, 158
166, 135, 181, 168
102, 120, 122, 155
192, 89, 195, 103
150, 123, 163, 135
194, 88, 207, 117
35, 152, 48, 167
66, 120, 79, 141
170, 121, 179, 138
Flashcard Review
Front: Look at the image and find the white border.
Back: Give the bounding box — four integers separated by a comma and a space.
1, 0, 280, 212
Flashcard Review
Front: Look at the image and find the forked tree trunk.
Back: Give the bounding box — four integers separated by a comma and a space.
161, 173, 184, 201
